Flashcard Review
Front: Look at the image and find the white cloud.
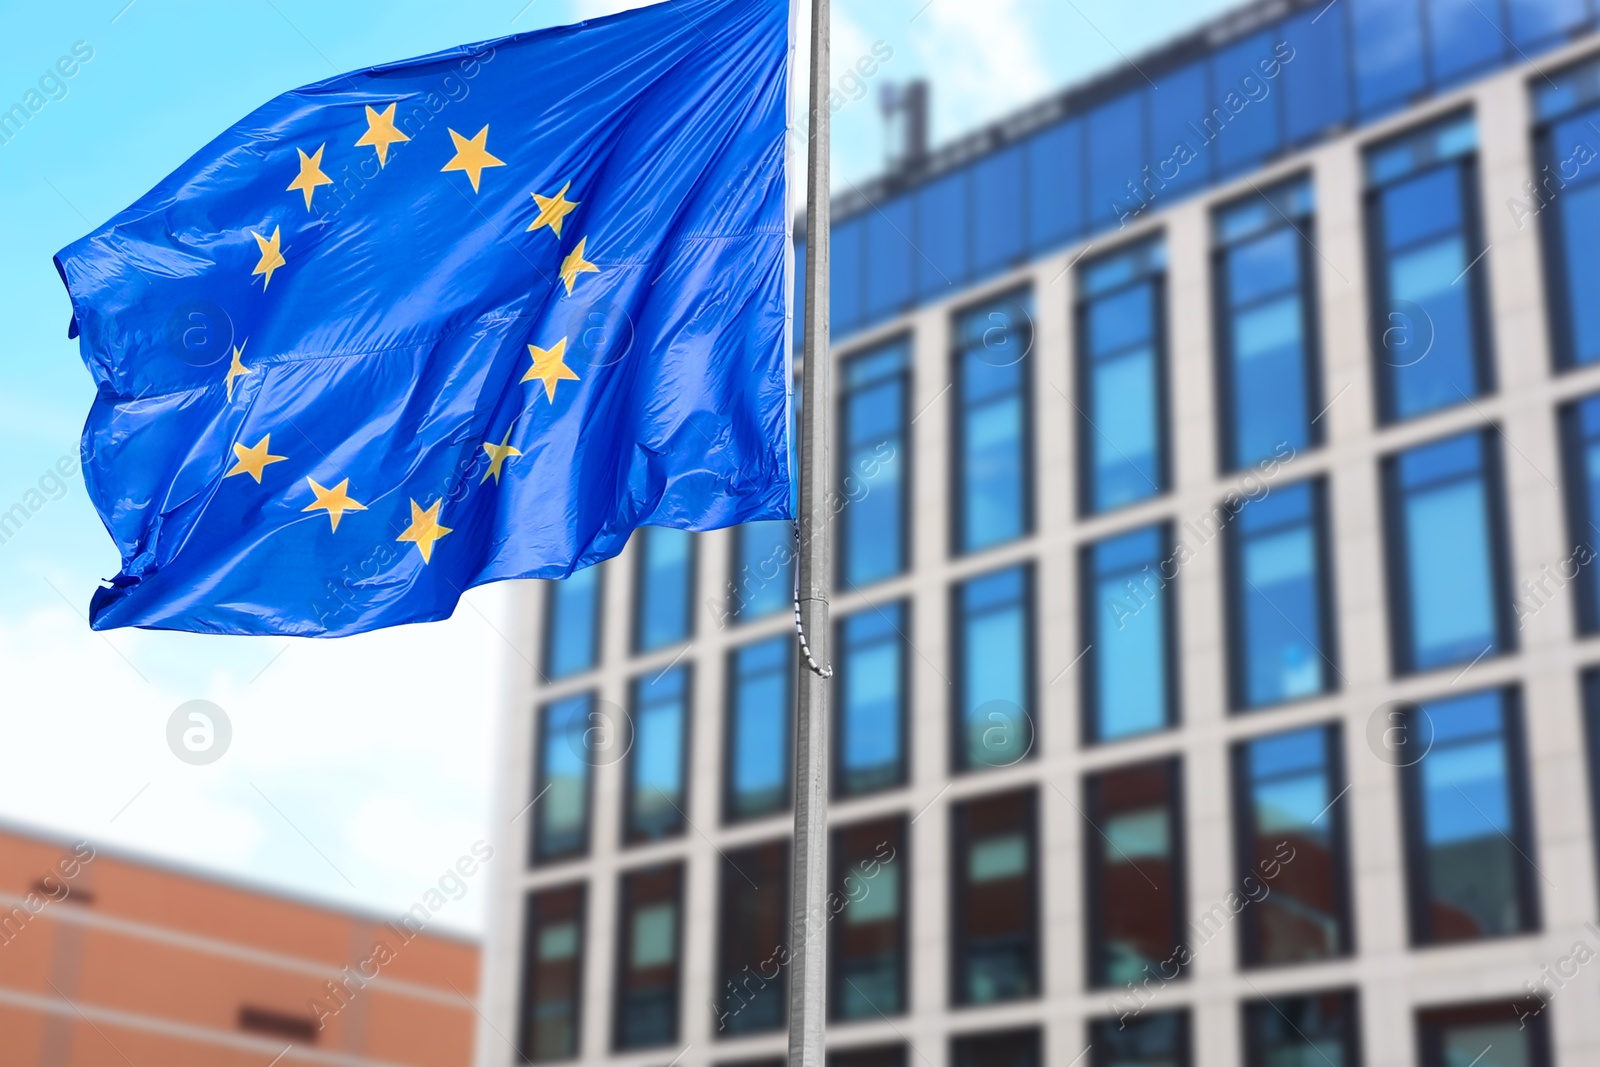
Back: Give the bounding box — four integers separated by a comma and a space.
911, 0, 1052, 140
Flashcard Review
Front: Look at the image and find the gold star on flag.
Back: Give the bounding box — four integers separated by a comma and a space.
441, 125, 505, 192
481, 428, 523, 484
522, 338, 580, 402
560, 237, 600, 295
251, 227, 286, 289
301, 477, 366, 532
225, 435, 287, 483
396, 498, 452, 563
287, 144, 334, 210
527, 181, 579, 239
224, 341, 250, 402
355, 103, 410, 167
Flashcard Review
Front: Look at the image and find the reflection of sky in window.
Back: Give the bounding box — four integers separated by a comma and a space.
1420, 692, 1511, 844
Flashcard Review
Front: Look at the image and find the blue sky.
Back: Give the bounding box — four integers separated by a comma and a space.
0, 0, 1236, 934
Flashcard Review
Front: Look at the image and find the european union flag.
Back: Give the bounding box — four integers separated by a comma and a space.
55, 0, 795, 637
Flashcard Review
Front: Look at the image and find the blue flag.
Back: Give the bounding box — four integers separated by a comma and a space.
56, 0, 795, 637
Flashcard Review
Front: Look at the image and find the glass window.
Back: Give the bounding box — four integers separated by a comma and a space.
830, 1047, 907, 1067
533, 694, 593, 864
951, 789, 1037, 1006
623, 666, 689, 844
952, 1029, 1040, 1067
916, 170, 970, 299
1212, 32, 1283, 175
1027, 120, 1085, 252
1086, 760, 1185, 989
1226, 480, 1336, 709
725, 636, 793, 822
1583, 669, 1600, 899
1351, 0, 1426, 116
832, 216, 865, 335
1077, 237, 1168, 514
1510, 0, 1589, 48
1427, 0, 1507, 85
1083, 525, 1175, 743
1533, 63, 1600, 369
732, 521, 792, 621
1147, 61, 1212, 200
543, 566, 601, 679
1559, 395, 1600, 631
830, 817, 907, 1020
1383, 430, 1512, 673
518, 884, 585, 1063
1418, 1000, 1552, 1066
1282, 6, 1352, 144
954, 290, 1033, 552
973, 146, 1025, 274
1243, 991, 1361, 1067
614, 863, 682, 1051
835, 604, 907, 796
714, 840, 788, 1037
1213, 177, 1320, 471
1234, 725, 1352, 966
1088, 1009, 1190, 1067
840, 339, 910, 587
1399, 688, 1540, 945
864, 196, 916, 321
1088, 92, 1146, 231
954, 567, 1032, 772
634, 527, 693, 653
1365, 113, 1491, 422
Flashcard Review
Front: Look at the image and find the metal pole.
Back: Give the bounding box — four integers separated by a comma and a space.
789, 0, 830, 1065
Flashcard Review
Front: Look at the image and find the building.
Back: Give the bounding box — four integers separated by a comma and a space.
480, 0, 1600, 1063
0, 822, 479, 1066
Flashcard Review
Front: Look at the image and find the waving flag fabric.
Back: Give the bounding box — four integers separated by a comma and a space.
55, 0, 794, 637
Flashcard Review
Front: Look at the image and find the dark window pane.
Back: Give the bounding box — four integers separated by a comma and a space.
715, 841, 789, 1036
1088, 1009, 1190, 1067
534, 694, 593, 864
1537, 100, 1600, 367
1078, 239, 1166, 513
954, 567, 1032, 771
830, 818, 906, 1020
1418, 1000, 1551, 1067
518, 884, 584, 1062
1384, 431, 1509, 672
1282, 7, 1352, 144
952, 1029, 1040, 1067
1559, 396, 1600, 631
1028, 120, 1085, 251
830, 1047, 907, 1067
836, 604, 907, 796
1401, 689, 1539, 944
1235, 726, 1351, 965
726, 636, 793, 821
832, 216, 865, 334
1087, 761, 1184, 988
1084, 525, 1174, 742
841, 339, 909, 586
614, 864, 682, 1050
917, 171, 970, 298
1229, 480, 1335, 707
1147, 61, 1212, 199
955, 290, 1033, 551
1243, 991, 1360, 1066
625, 667, 688, 843
733, 520, 792, 621
973, 145, 1026, 274
1088, 92, 1147, 230
1211, 32, 1283, 175
1427, 0, 1507, 84
1351, 0, 1426, 115
952, 790, 1037, 1005
544, 566, 600, 679
634, 527, 693, 652
864, 197, 916, 320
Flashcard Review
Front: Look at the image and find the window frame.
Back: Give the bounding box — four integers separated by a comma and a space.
542, 565, 605, 680
949, 787, 1040, 1008
530, 693, 596, 867
949, 287, 1036, 556
612, 861, 685, 1052
1079, 522, 1181, 745
836, 333, 914, 591
621, 665, 693, 847
1397, 686, 1542, 947
517, 883, 587, 1064
1222, 477, 1341, 712
631, 527, 697, 655
832, 600, 912, 799
827, 814, 910, 1022
949, 564, 1037, 775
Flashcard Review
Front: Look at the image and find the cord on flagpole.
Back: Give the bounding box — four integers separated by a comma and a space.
793, 521, 833, 678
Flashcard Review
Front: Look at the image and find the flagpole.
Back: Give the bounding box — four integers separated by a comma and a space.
789, 0, 830, 1064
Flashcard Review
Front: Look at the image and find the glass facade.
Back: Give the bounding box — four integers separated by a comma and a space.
1226, 479, 1336, 709
830, 817, 906, 1020
840, 339, 910, 587
633, 526, 693, 653
544, 565, 601, 680
1086, 760, 1185, 989
1242, 991, 1360, 1067
1083, 525, 1175, 742
623, 667, 689, 844
1088, 1009, 1190, 1067
1213, 177, 1320, 471
725, 637, 793, 822
953, 291, 1033, 553
953, 566, 1032, 771
835, 603, 907, 796
1383, 430, 1512, 674
613, 863, 681, 1051
1399, 688, 1539, 945
1077, 238, 1168, 514
1536, 53, 1600, 369
951, 1029, 1040, 1067
1560, 393, 1600, 632
532, 694, 593, 865
951, 790, 1037, 1006
518, 884, 585, 1063
733, 520, 792, 622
